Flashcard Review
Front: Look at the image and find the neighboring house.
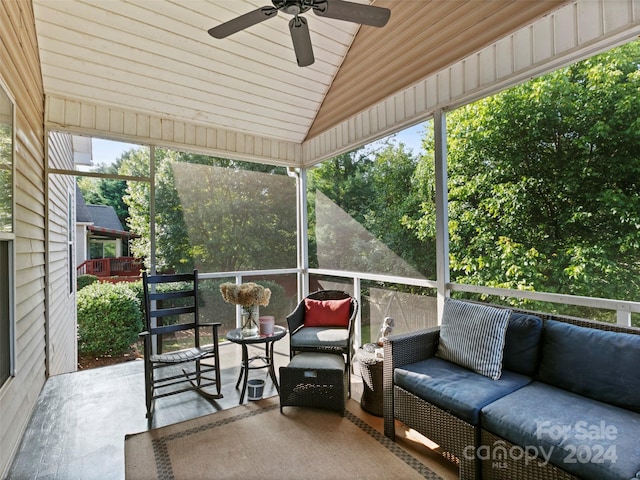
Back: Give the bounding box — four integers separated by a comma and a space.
75, 186, 140, 279
76, 186, 135, 260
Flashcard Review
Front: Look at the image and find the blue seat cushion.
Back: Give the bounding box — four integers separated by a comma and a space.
481, 382, 640, 480
290, 327, 349, 349
394, 357, 531, 425
537, 320, 640, 413
502, 313, 542, 377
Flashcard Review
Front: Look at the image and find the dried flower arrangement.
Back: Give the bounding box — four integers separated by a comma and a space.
219, 282, 271, 308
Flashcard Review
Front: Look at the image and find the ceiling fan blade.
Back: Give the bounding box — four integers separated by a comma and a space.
289, 16, 315, 67
208, 6, 278, 39
313, 0, 390, 27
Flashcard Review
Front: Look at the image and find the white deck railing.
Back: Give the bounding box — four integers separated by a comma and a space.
200, 267, 640, 348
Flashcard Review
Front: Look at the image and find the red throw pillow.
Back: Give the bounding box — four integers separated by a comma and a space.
303, 298, 351, 328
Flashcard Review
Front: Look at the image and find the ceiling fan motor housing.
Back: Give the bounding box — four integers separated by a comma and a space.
272, 0, 315, 16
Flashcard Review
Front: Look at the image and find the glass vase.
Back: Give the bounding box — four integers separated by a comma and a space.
241, 305, 259, 337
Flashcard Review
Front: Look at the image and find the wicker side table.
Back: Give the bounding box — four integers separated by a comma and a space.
356, 346, 384, 416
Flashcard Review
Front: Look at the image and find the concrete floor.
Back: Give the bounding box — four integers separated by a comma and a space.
6, 339, 458, 480
7, 341, 290, 480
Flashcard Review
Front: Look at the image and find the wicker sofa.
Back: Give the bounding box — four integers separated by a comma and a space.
383, 300, 640, 480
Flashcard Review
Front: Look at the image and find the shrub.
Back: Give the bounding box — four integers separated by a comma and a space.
77, 282, 143, 357
77, 274, 99, 291
125, 279, 145, 320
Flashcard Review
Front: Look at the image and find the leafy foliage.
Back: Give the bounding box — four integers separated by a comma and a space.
121, 149, 296, 274
77, 159, 129, 229
308, 144, 435, 278
416, 41, 640, 308
77, 282, 142, 356
77, 282, 143, 356
77, 274, 99, 291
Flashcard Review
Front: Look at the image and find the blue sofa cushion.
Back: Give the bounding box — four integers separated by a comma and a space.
394, 357, 531, 425
436, 299, 512, 380
537, 320, 640, 413
502, 313, 543, 377
481, 382, 640, 480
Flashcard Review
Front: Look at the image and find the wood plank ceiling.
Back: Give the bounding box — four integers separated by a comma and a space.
33, 0, 568, 146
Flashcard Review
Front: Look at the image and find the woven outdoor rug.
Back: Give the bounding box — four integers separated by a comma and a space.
125, 396, 442, 480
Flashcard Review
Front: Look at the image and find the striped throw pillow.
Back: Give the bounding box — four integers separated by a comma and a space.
436, 300, 511, 380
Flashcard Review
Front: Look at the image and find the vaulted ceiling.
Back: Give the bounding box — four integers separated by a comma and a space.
33, 0, 638, 166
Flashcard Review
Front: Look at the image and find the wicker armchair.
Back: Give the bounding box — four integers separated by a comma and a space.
286, 290, 358, 394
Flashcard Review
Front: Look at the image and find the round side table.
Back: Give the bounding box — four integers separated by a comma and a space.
226, 325, 287, 404
356, 346, 384, 416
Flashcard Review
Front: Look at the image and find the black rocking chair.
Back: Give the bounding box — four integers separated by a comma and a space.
141, 269, 222, 419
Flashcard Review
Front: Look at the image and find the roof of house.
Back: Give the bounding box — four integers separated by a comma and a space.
75, 184, 93, 224
86, 205, 124, 232
76, 186, 137, 238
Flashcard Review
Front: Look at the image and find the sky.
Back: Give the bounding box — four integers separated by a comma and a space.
90, 122, 427, 167
91, 138, 141, 167
380, 122, 426, 155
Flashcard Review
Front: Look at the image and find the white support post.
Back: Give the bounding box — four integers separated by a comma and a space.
353, 276, 362, 348
149, 145, 156, 276
434, 109, 450, 324
617, 309, 632, 327
296, 168, 309, 300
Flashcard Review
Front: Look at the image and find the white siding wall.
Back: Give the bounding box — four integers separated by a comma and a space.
75, 223, 88, 265
44, 96, 303, 167
47, 132, 77, 376
0, 1, 47, 477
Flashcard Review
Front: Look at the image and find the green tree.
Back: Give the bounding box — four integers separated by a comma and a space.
365, 143, 435, 277
307, 143, 434, 278
307, 149, 373, 269
120, 148, 193, 272
77, 159, 129, 229
122, 148, 296, 273
416, 41, 640, 304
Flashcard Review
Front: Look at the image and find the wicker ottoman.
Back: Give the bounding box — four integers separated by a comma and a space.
279, 352, 348, 415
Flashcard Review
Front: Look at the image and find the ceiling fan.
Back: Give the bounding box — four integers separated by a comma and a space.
208, 0, 391, 67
